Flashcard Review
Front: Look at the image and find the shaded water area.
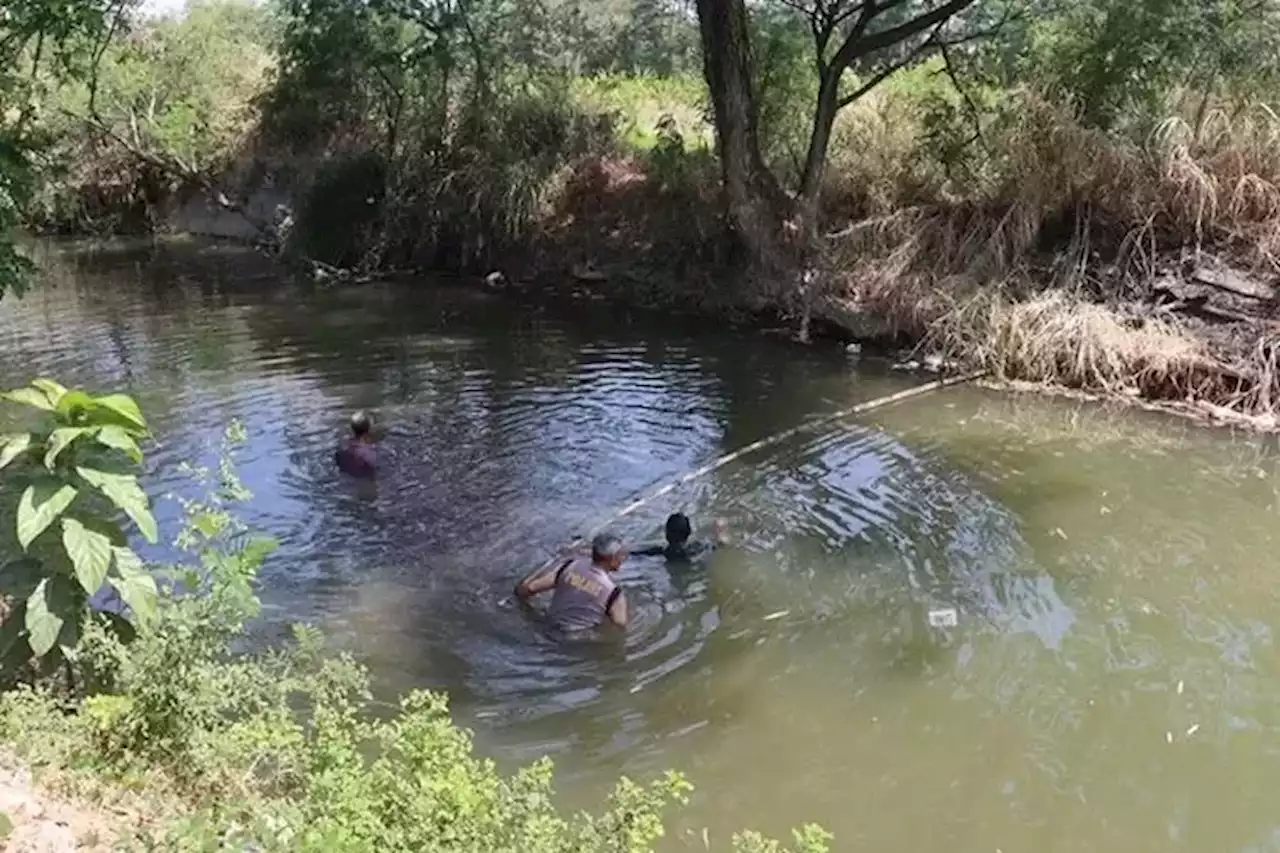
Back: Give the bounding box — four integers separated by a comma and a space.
7, 239, 1280, 851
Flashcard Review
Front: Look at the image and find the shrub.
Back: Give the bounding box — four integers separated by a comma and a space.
0, 380, 157, 686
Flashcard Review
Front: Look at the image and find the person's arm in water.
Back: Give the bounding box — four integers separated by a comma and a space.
513, 540, 588, 600
606, 588, 628, 629
630, 543, 667, 557
514, 561, 562, 600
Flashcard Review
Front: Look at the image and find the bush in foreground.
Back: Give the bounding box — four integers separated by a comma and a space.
0, 391, 829, 852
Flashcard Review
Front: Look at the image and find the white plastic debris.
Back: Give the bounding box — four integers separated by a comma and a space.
1166, 731, 1173, 744
1177, 680, 1184, 695
762, 610, 790, 622
1186, 724, 1200, 736
928, 608, 959, 628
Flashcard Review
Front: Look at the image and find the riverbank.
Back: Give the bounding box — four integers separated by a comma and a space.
0, 753, 151, 853
34, 89, 1280, 431
455, 150, 1278, 431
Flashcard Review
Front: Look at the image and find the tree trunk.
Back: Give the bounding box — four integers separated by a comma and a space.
798, 69, 841, 215
694, 0, 796, 289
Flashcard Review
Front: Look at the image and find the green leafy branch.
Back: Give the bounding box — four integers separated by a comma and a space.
0, 378, 158, 674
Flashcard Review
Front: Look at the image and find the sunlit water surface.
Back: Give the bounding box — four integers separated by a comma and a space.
5, 239, 1280, 851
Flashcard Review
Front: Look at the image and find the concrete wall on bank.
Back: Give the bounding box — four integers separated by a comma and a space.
163, 186, 291, 240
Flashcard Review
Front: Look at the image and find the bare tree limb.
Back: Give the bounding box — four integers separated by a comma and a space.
86, 0, 130, 117
831, 0, 977, 71
836, 21, 946, 109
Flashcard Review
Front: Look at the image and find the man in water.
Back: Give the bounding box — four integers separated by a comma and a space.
632, 512, 730, 564
335, 411, 377, 478
515, 532, 629, 632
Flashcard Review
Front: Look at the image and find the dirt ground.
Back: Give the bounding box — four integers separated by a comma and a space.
0, 756, 114, 853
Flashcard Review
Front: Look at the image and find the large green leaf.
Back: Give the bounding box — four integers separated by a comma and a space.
110, 547, 158, 627
62, 517, 113, 595
30, 379, 67, 406
0, 601, 31, 675
95, 425, 144, 463
43, 427, 90, 469
91, 394, 148, 432
0, 557, 43, 600
75, 466, 157, 543
2, 387, 54, 411
25, 578, 64, 657
56, 390, 95, 423
0, 433, 30, 470
16, 482, 78, 549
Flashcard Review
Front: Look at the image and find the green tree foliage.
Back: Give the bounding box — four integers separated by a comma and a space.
262, 0, 614, 272
0, 379, 157, 680
1021, 0, 1280, 131
30, 0, 277, 232
0, 0, 123, 297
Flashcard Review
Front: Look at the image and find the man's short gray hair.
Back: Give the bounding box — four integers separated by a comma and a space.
591, 532, 624, 561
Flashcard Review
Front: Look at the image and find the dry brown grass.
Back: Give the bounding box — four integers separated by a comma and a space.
824, 90, 1280, 286
937, 289, 1212, 391
812, 90, 1280, 420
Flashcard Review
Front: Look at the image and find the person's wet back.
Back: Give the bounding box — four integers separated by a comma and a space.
335, 411, 377, 478
515, 532, 629, 633
632, 512, 730, 564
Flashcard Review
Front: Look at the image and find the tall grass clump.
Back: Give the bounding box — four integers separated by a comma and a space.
936, 288, 1210, 392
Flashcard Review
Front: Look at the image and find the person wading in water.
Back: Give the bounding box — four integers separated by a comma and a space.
335, 411, 377, 478
515, 532, 629, 632
632, 513, 730, 564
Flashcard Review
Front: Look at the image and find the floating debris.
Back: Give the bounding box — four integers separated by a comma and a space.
1053, 527, 1069, 540
928, 608, 959, 628
1166, 731, 1173, 744
1186, 723, 1200, 736
762, 610, 790, 622
1177, 680, 1185, 695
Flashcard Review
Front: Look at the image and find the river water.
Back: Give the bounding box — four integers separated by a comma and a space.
6, 239, 1280, 851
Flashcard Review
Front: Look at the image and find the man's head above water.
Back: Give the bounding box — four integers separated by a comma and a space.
591, 532, 627, 571
664, 512, 692, 546
350, 410, 372, 438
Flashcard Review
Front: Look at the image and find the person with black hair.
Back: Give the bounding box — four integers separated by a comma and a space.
632, 512, 730, 564
335, 411, 377, 478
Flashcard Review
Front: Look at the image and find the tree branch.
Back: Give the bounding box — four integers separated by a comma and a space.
836, 21, 946, 109
86, 0, 131, 117
938, 40, 983, 150
831, 0, 977, 71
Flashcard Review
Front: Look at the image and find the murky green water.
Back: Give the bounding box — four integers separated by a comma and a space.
7, 239, 1280, 851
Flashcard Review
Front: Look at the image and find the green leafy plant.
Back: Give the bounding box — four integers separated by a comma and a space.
0, 379, 158, 678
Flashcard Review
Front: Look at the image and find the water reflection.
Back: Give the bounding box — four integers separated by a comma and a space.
8, 239, 1280, 851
